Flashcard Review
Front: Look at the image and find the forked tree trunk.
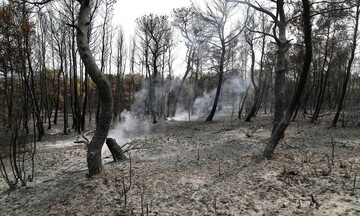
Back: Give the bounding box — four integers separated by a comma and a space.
263, 0, 312, 158
246, 18, 266, 122
76, 0, 113, 176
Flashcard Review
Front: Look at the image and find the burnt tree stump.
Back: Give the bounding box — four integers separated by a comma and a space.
106, 138, 127, 162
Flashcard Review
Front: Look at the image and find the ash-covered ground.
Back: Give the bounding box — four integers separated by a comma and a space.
1, 115, 360, 215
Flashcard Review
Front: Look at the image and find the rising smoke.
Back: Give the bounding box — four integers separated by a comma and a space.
173, 75, 250, 121
107, 74, 250, 148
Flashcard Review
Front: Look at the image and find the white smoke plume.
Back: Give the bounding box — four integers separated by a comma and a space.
106, 76, 172, 142
107, 81, 153, 147
108, 110, 151, 141
172, 75, 250, 121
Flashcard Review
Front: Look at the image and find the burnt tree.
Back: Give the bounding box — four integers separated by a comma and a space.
76, 0, 113, 176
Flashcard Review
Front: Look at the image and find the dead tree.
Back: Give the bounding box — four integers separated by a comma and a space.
136, 14, 172, 123
113, 27, 127, 121
230, 0, 289, 134
245, 13, 267, 122
170, 7, 208, 118
75, 0, 113, 176
196, 0, 248, 121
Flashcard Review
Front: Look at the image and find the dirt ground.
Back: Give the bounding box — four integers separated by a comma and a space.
0, 115, 360, 215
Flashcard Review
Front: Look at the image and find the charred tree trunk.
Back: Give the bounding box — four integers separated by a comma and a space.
266, 0, 288, 134
272, 37, 287, 133
76, 0, 113, 176
106, 138, 127, 162
206, 42, 226, 122
264, 0, 312, 158
246, 18, 266, 122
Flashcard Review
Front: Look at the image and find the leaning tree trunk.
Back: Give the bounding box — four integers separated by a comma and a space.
106, 138, 127, 162
76, 0, 113, 176
263, 0, 312, 158
206, 42, 226, 122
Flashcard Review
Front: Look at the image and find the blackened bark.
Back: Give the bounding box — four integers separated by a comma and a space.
206, 43, 226, 122
263, 0, 312, 158
271, 0, 287, 134
106, 138, 127, 162
231, 0, 287, 135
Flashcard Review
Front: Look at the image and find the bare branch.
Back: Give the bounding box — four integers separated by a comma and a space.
227, 0, 278, 25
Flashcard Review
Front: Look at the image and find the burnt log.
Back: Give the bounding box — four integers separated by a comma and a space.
106, 138, 127, 162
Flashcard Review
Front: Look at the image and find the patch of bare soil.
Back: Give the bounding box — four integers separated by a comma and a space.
1, 116, 360, 215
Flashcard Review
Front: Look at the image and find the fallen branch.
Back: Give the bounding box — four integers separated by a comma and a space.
74, 130, 95, 145
121, 139, 147, 153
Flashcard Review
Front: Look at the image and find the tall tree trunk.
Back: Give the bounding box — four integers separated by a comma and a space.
264, 0, 312, 158
81, 72, 88, 131
72, 30, 81, 134
246, 18, 266, 122
63, 44, 69, 135
53, 69, 62, 125
26, 37, 45, 141
76, 0, 113, 176
150, 56, 159, 124
270, 0, 287, 134
332, 0, 360, 127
